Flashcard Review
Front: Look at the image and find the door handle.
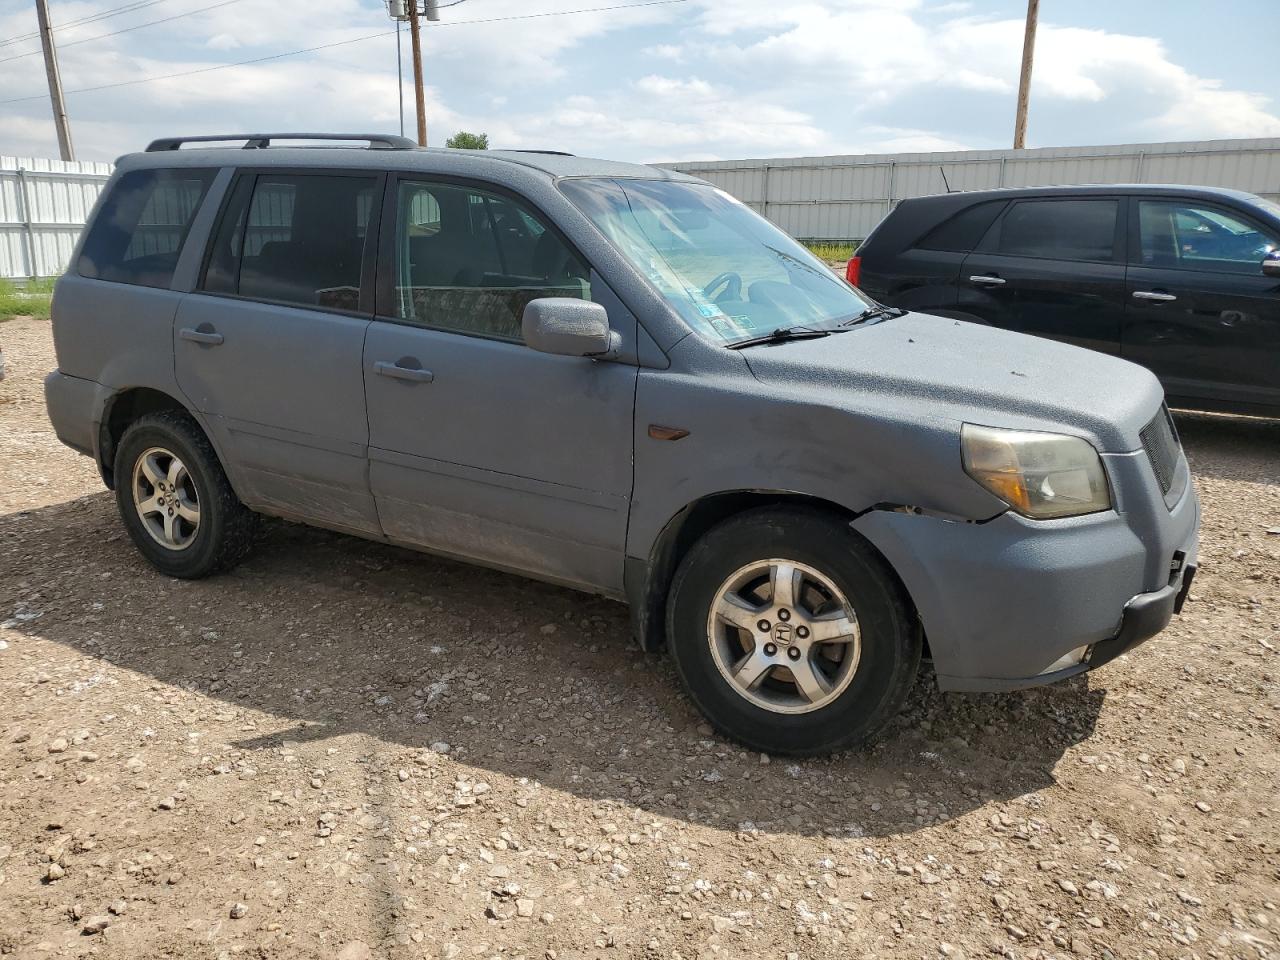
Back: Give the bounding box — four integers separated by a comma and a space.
374, 360, 434, 383
179, 327, 224, 345
968, 275, 1006, 286
1132, 291, 1177, 303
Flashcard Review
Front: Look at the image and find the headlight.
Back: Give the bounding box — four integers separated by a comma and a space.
961, 424, 1111, 519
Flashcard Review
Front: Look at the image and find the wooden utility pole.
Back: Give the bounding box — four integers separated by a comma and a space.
34, 0, 75, 160
1012, 0, 1038, 149
408, 0, 427, 146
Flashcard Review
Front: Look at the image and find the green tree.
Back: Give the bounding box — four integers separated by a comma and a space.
445, 131, 489, 150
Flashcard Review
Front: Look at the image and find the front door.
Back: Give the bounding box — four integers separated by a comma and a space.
959, 196, 1127, 354
363, 177, 637, 594
174, 171, 383, 534
1124, 197, 1280, 414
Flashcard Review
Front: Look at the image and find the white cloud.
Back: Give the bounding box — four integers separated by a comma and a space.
0, 0, 1275, 163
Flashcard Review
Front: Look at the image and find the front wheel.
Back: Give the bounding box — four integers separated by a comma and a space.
666, 507, 921, 755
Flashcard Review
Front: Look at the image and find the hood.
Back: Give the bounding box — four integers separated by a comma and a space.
740, 312, 1164, 452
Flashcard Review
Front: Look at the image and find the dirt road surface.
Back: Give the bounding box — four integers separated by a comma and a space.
1, 315, 1278, 959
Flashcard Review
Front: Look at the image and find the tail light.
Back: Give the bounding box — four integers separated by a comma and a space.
845, 255, 861, 287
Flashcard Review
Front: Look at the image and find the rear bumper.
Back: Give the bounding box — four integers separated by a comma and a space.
44, 369, 101, 458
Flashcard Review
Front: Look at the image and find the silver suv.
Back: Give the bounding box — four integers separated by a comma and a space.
45, 134, 1200, 754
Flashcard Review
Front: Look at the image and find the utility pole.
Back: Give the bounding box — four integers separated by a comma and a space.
1012, 0, 1038, 150
407, 0, 426, 146
34, 0, 75, 161
390, 0, 437, 147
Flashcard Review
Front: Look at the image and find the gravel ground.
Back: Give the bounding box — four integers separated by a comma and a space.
1, 315, 1278, 960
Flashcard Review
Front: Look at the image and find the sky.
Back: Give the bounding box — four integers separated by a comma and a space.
1, 0, 1277, 165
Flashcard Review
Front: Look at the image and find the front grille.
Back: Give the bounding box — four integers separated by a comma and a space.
1140, 404, 1180, 496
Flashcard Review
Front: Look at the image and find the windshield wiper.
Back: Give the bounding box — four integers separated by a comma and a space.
841, 304, 907, 326
726, 325, 836, 349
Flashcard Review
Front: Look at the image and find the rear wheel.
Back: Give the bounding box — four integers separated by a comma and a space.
114, 411, 257, 578
667, 507, 920, 755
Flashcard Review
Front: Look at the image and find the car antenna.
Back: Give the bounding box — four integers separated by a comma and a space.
939, 165, 953, 193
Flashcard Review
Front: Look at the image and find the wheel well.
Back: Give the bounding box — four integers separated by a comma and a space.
630, 491, 924, 656
98, 388, 190, 489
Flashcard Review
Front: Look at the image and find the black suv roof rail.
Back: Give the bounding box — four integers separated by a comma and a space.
145, 133, 419, 152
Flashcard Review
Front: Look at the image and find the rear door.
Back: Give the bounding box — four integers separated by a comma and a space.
362, 175, 637, 594
959, 196, 1127, 354
1125, 197, 1280, 413
863, 198, 1007, 314
174, 170, 384, 534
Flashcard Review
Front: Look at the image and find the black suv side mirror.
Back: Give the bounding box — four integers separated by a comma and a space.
1263, 251, 1280, 278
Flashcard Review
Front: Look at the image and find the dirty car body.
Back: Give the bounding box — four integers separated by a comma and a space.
44, 135, 1199, 754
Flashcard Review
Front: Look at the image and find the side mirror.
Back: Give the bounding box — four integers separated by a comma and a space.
1263, 251, 1280, 278
522, 298, 619, 359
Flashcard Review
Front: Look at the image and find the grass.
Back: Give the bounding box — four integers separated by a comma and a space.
0, 277, 56, 320
801, 241, 860, 263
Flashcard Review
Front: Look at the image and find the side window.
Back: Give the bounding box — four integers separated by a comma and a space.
1138, 200, 1280, 274
78, 168, 217, 288
991, 199, 1119, 263
393, 180, 590, 340
200, 173, 377, 312
915, 200, 1006, 252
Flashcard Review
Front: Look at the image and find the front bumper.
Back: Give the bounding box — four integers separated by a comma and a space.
852, 449, 1200, 692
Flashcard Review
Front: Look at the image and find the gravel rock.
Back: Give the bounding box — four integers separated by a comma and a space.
0, 319, 1276, 960
81, 915, 111, 935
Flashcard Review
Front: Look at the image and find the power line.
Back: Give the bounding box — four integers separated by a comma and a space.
0, 0, 690, 105
0, 0, 165, 49
0, 0, 247, 66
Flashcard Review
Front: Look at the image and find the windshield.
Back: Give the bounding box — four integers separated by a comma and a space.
559, 177, 873, 345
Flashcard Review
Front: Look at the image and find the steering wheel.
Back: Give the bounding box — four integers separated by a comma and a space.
702, 271, 742, 303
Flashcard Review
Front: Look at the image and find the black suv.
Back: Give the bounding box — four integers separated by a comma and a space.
851, 184, 1280, 418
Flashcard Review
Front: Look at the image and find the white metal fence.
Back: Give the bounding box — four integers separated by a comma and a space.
1, 156, 112, 280
664, 137, 1280, 243
5, 138, 1280, 276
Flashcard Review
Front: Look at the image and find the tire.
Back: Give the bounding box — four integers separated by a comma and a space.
666, 506, 921, 756
113, 410, 257, 578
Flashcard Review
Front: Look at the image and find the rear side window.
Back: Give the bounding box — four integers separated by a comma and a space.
78, 168, 216, 288
915, 200, 1006, 252
201, 173, 378, 312
989, 199, 1119, 262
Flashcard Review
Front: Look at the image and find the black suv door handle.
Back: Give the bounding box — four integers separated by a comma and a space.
375, 360, 434, 383
968, 275, 1006, 287
1132, 290, 1177, 303
179, 326, 224, 346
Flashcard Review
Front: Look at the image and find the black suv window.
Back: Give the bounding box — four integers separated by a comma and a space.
1137, 200, 1280, 274
78, 168, 216, 288
916, 200, 1006, 252
391, 180, 590, 341
201, 173, 378, 312
989, 199, 1119, 263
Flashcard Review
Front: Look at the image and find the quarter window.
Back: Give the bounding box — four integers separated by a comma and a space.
392, 180, 590, 341
1138, 200, 1279, 274
78, 167, 217, 288
200, 173, 377, 312
991, 199, 1119, 263
916, 200, 1006, 252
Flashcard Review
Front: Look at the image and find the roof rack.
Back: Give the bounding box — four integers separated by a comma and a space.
507, 149, 575, 156
145, 133, 419, 152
